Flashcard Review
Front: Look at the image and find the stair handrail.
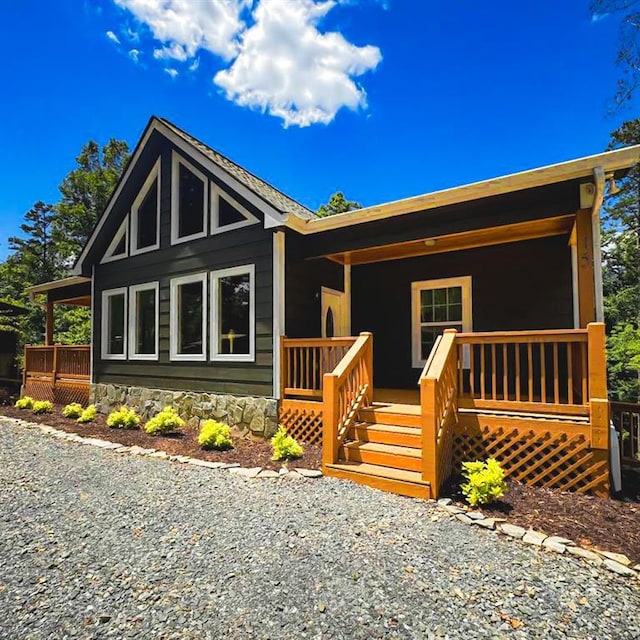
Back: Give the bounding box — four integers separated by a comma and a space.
419, 329, 458, 498
322, 332, 374, 466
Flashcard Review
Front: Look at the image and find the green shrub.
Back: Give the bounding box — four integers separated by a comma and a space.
271, 425, 303, 461
144, 406, 185, 436
107, 407, 140, 429
197, 420, 233, 450
460, 458, 507, 507
77, 405, 97, 423
62, 402, 83, 419
32, 400, 53, 415
15, 396, 34, 410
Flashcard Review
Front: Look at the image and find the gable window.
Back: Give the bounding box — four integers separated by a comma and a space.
411, 276, 472, 368
210, 265, 255, 362
131, 159, 160, 255
128, 282, 159, 360
170, 273, 207, 361
101, 215, 129, 263
101, 288, 127, 360
171, 153, 208, 244
211, 185, 258, 234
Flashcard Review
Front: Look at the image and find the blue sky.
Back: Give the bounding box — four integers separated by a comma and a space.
0, 0, 637, 260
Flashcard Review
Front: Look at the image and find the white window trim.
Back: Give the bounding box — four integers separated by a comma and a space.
210, 264, 255, 363
170, 272, 208, 362
211, 184, 259, 235
411, 276, 472, 369
170, 151, 209, 245
101, 215, 129, 264
128, 282, 159, 361
130, 158, 161, 256
101, 287, 128, 361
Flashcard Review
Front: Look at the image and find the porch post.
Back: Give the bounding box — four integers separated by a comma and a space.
587, 322, 608, 450
574, 210, 596, 327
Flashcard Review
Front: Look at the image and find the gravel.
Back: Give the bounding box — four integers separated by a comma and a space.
0, 419, 638, 640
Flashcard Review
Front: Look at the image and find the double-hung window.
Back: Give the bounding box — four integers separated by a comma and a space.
131, 159, 160, 255
128, 282, 159, 360
411, 276, 472, 368
210, 265, 255, 362
170, 273, 207, 361
171, 153, 208, 244
101, 288, 128, 360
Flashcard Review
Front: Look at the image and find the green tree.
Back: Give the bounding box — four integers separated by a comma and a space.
602, 118, 640, 400
54, 139, 130, 260
316, 191, 362, 217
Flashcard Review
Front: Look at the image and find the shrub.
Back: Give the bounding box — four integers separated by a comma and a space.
77, 405, 97, 423
15, 396, 34, 410
32, 400, 53, 415
197, 420, 233, 450
144, 406, 185, 436
271, 425, 303, 461
62, 402, 83, 419
460, 458, 507, 508
107, 407, 140, 429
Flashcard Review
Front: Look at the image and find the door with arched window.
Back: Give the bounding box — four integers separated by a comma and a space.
321, 287, 348, 337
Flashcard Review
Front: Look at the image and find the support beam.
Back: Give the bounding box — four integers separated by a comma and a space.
574, 210, 596, 327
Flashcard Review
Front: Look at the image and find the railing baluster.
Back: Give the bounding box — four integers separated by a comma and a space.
567, 343, 574, 405
491, 343, 496, 400
553, 343, 559, 404
480, 344, 485, 400
527, 342, 533, 402
540, 343, 546, 404
503, 344, 508, 401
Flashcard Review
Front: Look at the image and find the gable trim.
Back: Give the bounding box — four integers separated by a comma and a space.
100, 214, 129, 264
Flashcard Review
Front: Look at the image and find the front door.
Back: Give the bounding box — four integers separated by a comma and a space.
321, 287, 348, 337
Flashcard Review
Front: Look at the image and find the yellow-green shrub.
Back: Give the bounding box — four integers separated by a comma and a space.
15, 396, 34, 410
32, 400, 53, 414
460, 458, 507, 507
107, 407, 140, 429
197, 420, 233, 450
62, 402, 83, 419
271, 425, 303, 461
144, 406, 184, 436
77, 405, 97, 423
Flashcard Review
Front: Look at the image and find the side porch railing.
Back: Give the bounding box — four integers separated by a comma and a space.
611, 401, 640, 466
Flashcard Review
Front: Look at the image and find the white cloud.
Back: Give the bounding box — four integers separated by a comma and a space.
153, 42, 189, 62
113, 0, 248, 61
164, 68, 179, 78
214, 0, 382, 127
129, 48, 140, 62
106, 30, 121, 44
189, 58, 200, 72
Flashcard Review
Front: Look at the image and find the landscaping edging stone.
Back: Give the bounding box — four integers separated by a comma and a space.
1, 416, 321, 482
435, 497, 640, 582
90, 383, 279, 439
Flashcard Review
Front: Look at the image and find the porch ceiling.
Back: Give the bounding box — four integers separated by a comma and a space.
320, 214, 575, 266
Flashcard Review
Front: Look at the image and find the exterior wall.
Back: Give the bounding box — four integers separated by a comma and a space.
351, 236, 574, 388
91, 383, 278, 438
91, 132, 274, 398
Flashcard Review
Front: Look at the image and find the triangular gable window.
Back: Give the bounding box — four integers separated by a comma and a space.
131, 159, 161, 255
211, 185, 258, 234
101, 215, 129, 264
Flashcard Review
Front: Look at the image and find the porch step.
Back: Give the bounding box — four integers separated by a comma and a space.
359, 406, 421, 428
340, 441, 422, 472
348, 422, 422, 448
324, 461, 431, 499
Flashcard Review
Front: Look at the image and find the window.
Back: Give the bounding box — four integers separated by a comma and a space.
170, 273, 207, 361
211, 185, 258, 234
131, 159, 160, 255
128, 282, 159, 360
210, 265, 255, 361
171, 153, 208, 244
101, 288, 127, 360
101, 216, 128, 263
411, 276, 472, 368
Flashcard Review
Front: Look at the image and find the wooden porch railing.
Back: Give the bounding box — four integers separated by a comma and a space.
420, 329, 458, 498
322, 333, 373, 466
24, 344, 91, 382
280, 337, 356, 398
611, 401, 640, 466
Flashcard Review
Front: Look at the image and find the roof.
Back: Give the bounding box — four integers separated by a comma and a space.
157, 117, 316, 221
25, 276, 90, 296
285, 144, 640, 234
0, 300, 27, 317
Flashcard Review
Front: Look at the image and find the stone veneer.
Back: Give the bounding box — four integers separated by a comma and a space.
90, 383, 279, 439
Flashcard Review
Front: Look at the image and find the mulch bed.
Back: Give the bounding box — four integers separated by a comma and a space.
442, 474, 640, 564
0, 405, 321, 472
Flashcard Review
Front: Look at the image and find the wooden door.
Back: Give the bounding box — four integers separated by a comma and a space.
321, 287, 348, 337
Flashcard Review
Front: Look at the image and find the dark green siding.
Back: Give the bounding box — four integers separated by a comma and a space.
92, 135, 274, 397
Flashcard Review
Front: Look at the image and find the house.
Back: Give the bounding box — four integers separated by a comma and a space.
23, 116, 640, 499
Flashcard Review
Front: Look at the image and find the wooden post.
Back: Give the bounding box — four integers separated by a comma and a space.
22, 344, 28, 393
279, 335, 287, 400
587, 322, 608, 450
361, 332, 374, 405
420, 376, 438, 495
575, 210, 596, 327
45, 301, 54, 346
52, 344, 58, 391
322, 373, 339, 466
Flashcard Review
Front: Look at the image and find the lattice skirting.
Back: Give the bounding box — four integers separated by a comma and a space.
453, 418, 609, 498
24, 380, 90, 407
279, 400, 323, 445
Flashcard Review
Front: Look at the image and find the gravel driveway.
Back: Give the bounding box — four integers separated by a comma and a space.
0, 419, 638, 640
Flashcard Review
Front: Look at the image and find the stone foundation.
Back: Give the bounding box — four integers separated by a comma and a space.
90, 383, 279, 439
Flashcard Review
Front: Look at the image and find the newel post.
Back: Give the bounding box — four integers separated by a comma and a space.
420, 375, 438, 494
322, 372, 339, 466
360, 331, 374, 405
587, 322, 608, 450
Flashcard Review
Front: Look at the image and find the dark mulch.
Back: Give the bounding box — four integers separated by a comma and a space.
442, 474, 640, 564
0, 405, 321, 472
